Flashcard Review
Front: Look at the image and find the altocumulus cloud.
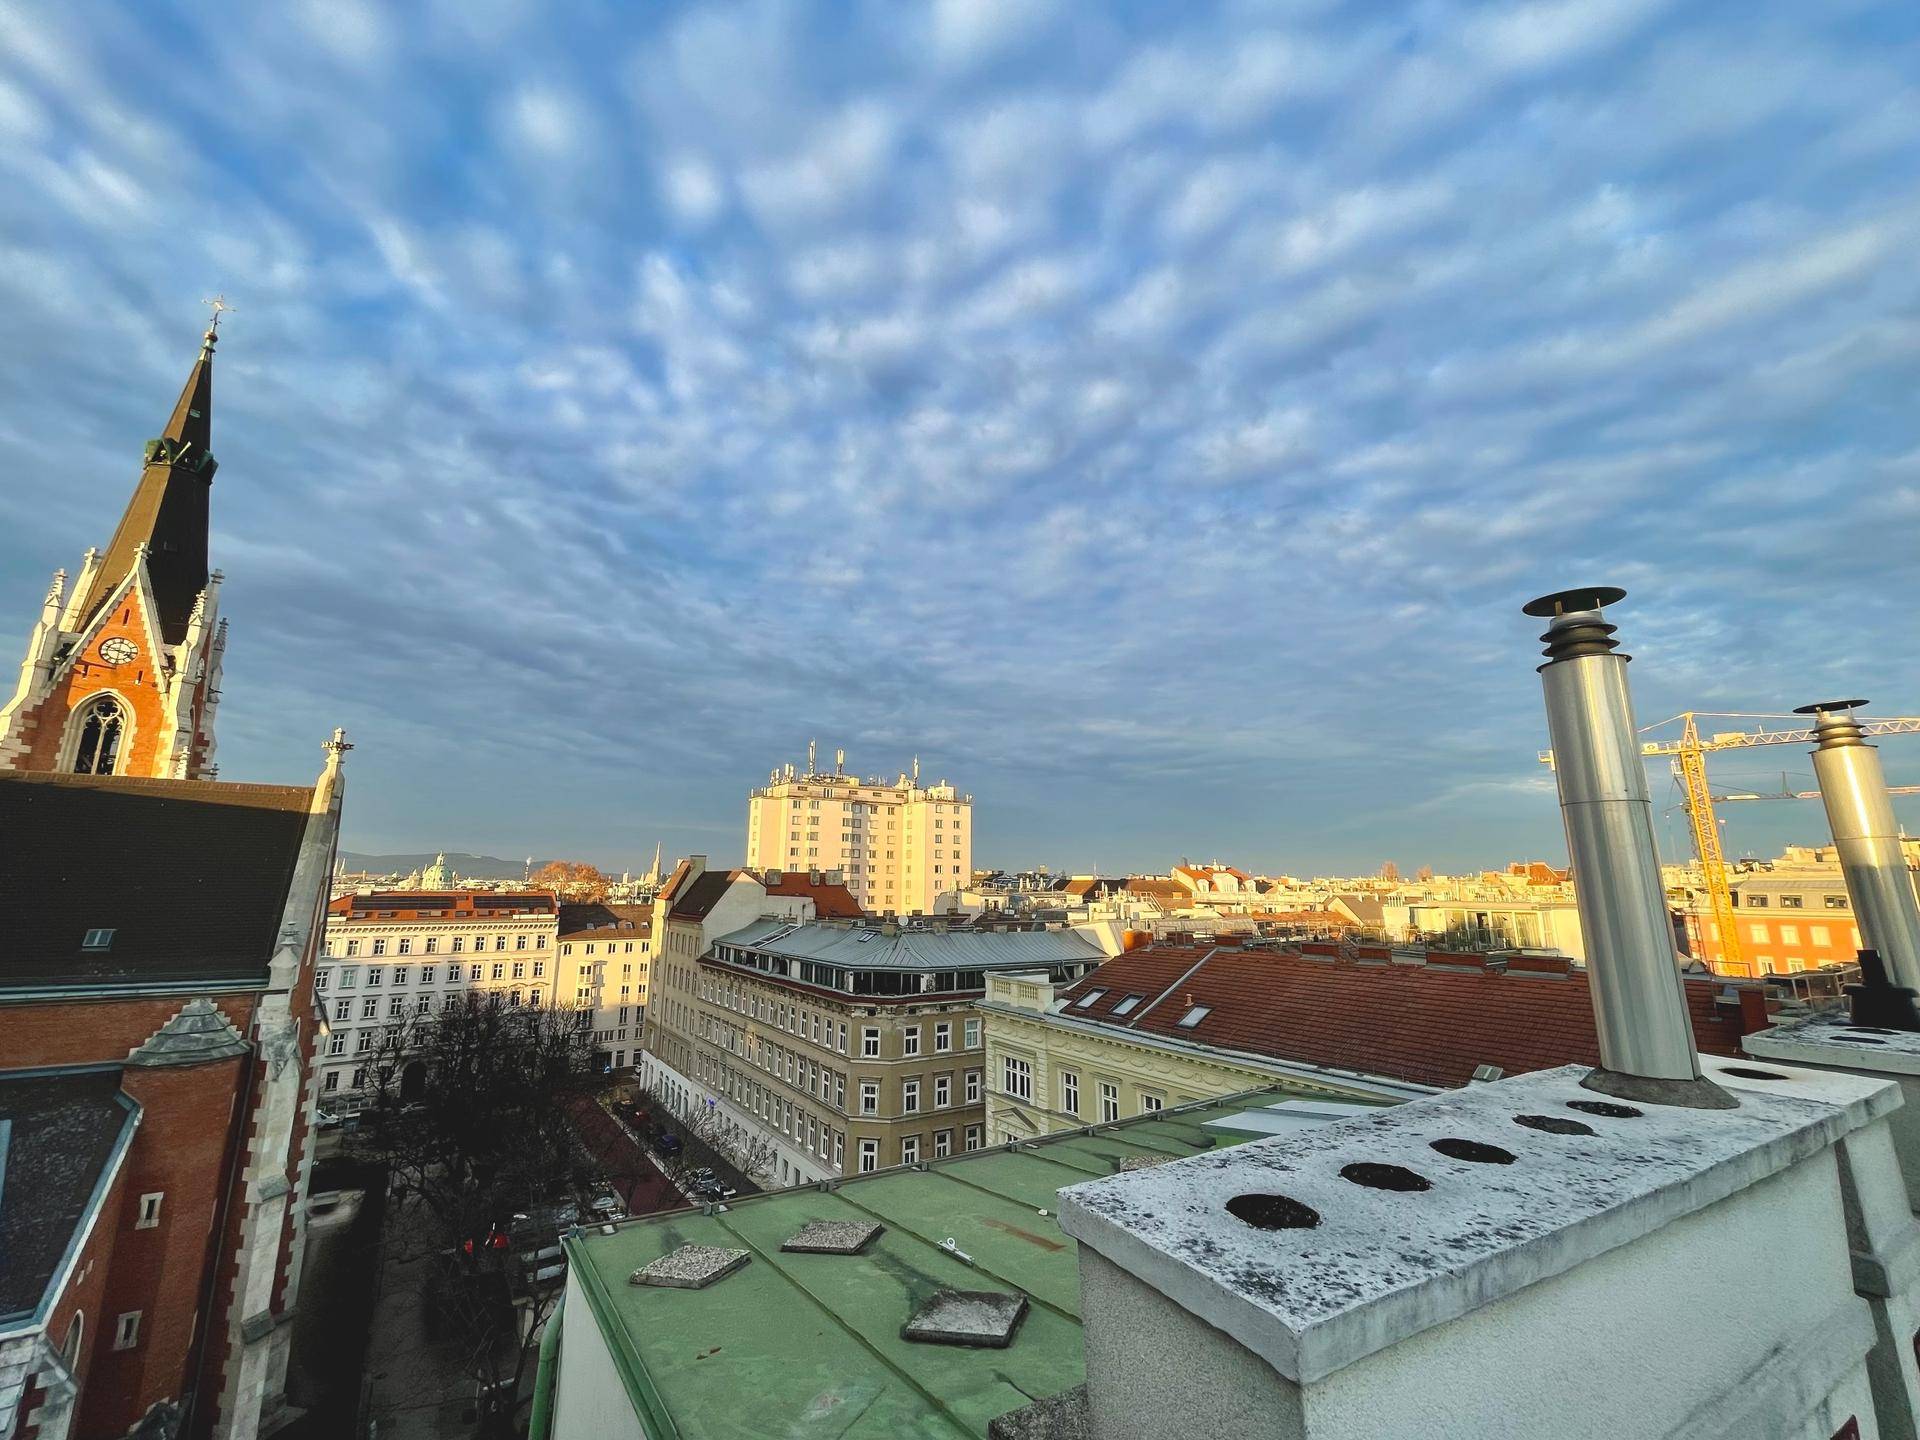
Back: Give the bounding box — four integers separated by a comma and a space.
0, 0, 1916, 873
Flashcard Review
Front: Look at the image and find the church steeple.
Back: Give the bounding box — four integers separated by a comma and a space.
76, 314, 222, 646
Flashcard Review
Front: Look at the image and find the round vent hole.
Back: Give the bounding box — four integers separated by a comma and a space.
1566, 1100, 1642, 1119
1721, 1066, 1788, 1081
1340, 1162, 1430, 1192
1430, 1138, 1515, 1165
1513, 1113, 1594, 1136
1226, 1193, 1321, 1231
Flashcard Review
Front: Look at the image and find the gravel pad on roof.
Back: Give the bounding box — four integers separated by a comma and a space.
781, 1218, 884, 1254
629, 1245, 750, 1289
902, 1289, 1030, 1348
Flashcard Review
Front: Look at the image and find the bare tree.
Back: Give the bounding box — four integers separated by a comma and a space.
734, 1133, 779, 1185
349, 995, 602, 1436
1378, 860, 1401, 882
1415, 864, 1435, 882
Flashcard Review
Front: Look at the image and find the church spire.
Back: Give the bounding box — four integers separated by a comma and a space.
76, 308, 226, 645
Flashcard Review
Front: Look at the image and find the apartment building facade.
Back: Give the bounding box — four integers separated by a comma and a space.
557, 903, 653, 1070
641, 918, 1104, 1186
745, 749, 972, 916
1676, 861, 1869, 974
315, 890, 631, 1096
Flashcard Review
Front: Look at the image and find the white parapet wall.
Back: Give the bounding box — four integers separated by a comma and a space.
1747, 1013, 1920, 1206
1056, 1058, 1919, 1440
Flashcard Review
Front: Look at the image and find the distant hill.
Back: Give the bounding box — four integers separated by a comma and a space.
337, 851, 538, 881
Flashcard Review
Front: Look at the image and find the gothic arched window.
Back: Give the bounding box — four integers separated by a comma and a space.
72, 697, 126, 775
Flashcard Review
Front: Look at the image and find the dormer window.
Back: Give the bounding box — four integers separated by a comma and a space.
82, 928, 116, 951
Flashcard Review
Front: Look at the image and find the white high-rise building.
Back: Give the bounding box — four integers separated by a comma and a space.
746, 744, 972, 915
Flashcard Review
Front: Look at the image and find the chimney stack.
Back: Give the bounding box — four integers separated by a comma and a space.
1798, 699, 1920, 993
1525, 587, 1732, 1108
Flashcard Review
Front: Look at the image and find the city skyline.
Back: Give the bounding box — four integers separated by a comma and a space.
2, 1, 1916, 875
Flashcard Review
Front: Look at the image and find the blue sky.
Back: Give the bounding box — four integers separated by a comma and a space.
2, 0, 1916, 876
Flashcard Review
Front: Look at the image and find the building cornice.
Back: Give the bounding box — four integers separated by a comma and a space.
978, 1001, 1434, 1102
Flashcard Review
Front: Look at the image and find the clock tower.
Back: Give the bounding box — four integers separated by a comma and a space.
0, 314, 230, 778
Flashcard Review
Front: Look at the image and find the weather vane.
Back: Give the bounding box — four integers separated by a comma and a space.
202, 294, 235, 335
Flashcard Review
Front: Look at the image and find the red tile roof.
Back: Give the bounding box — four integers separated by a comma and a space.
1055, 944, 1757, 1090
761, 872, 865, 918
328, 889, 556, 921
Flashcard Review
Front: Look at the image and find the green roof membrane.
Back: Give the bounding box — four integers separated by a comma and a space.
562, 1086, 1365, 1439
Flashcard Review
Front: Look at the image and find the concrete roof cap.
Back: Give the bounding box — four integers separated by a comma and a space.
126, 997, 248, 1067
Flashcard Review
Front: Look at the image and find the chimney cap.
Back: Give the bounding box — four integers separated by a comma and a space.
1792, 698, 1868, 715
1522, 586, 1625, 618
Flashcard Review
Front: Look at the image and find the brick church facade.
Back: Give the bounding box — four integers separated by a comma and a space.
0, 317, 228, 780
0, 318, 345, 1440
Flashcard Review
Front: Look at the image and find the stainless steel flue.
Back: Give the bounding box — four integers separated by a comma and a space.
1798, 699, 1920, 991
1526, 588, 1720, 1101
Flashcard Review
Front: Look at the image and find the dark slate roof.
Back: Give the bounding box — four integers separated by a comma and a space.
0, 772, 314, 993
558, 902, 654, 940
77, 330, 218, 646
667, 870, 739, 922
0, 1067, 138, 1320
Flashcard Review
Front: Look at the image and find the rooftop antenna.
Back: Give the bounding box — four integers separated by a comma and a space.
808, 738, 817, 775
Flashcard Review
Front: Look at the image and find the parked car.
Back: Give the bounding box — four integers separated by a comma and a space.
655, 1132, 682, 1156
688, 1176, 736, 1202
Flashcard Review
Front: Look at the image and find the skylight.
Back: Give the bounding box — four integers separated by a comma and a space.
1177, 1005, 1211, 1028
81, 928, 115, 952
1074, 988, 1106, 1008
1111, 994, 1144, 1016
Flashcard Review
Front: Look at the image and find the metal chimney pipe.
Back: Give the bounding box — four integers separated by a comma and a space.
1797, 699, 1920, 992
1524, 587, 1733, 1108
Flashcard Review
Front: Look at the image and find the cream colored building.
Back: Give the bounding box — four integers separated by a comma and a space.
980, 972, 1423, 1145
315, 888, 632, 1098
642, 916, 1104, 1186
746, 746, 972, 916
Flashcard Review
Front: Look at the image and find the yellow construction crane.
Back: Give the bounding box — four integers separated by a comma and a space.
1542, 711, 1920, 977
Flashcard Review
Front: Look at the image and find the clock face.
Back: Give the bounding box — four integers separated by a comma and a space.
98, 637, 138, 666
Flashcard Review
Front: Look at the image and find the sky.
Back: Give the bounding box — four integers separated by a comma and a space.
1, 0, 1916, 878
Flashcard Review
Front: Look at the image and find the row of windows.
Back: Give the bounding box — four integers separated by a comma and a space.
317, 960, 547, 990
329, 932, 547, 958
695, 973, 984, 1057
1002, 1055, 1165, 1121
857, 1127, 982, 1172
858, 1070, 981, 1114
1743, 892, 1848, 909
561, 938, 649, 955
694, 1051, 844, 1167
